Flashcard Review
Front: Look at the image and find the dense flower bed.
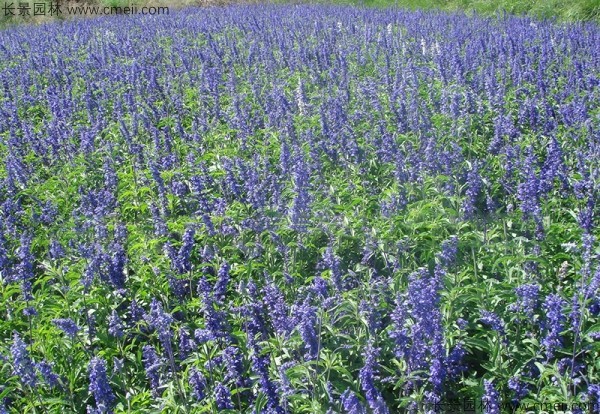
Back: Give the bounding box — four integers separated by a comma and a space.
0, 5, 599, 413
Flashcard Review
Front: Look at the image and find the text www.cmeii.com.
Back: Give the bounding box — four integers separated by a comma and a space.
2, 2, 169, 17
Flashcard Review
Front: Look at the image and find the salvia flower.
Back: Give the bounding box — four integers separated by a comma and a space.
279, 361, 295, 399
52, 318, 80, 339
49, 239, 65, 260
222, 345, 245, 386
310, 276, 329, 299
145, 298, 173, 347
108, 242, 126, 289
429, 357, 446, 395
296, 298, 319, 360
479, 311, 505, 335
437, 235, 458, 268
517, 147, 544, 239
540, 136, 567, 195
129, 300, 146, 323
214, 382, 234, 410
340, 389, 367, 414
482, 380, 500, 414
541, 294, 567, 360
359, 297, 382, 334
359, 341, 388, 414
508, 376, 529, 406
250, 351, 283, 413
588, 384, 600, 414
0, 222, 8, 270
513, 284, 541, 319
178, 327, 196, 361
107, 311, 124, 338
289, 153, 311, 232
166, 273, 188, 301
262, 283, 293, 338
36, 361, 61, 389
464, 162, 483, 218
389, 294, 410, 359
446, 343, 467, 378
194, 328, 214, 345
15, 233, 35, 301
142, 345, 162, 397
406, 268, 445, 372
88, 357, 115, 414
198, 286, 231, 343
189, 368, 206, 401
11, 332, 37, 388
214, 262, 230, 304
322, 245, 343, 292
174, 227, 195, 274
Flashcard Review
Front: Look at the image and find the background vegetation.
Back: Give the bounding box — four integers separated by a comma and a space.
1, 0, 599, 29
341, 0, 599, 21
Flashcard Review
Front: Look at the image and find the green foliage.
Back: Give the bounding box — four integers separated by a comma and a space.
0, 5, 599, 414
306, 0, 600, 21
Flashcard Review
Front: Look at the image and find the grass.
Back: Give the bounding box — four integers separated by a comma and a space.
324, 0, 600, 21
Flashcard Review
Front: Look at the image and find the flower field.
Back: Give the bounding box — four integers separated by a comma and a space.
0, 5, 599, 413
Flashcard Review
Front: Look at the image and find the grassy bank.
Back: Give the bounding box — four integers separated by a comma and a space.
351, 0, 600, 21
